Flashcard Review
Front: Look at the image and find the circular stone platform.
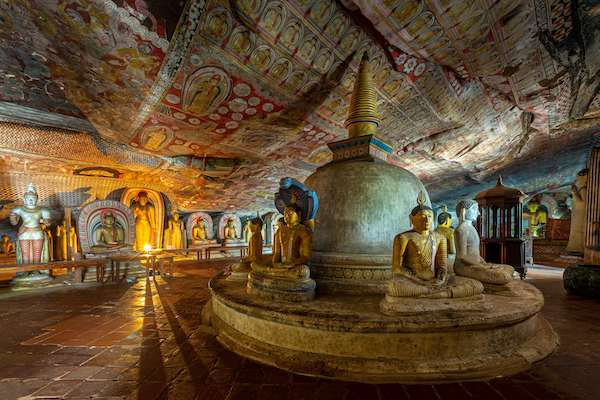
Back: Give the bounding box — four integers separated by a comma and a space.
204, 274, 558, 383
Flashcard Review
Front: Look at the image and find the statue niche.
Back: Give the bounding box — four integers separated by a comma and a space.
0, 232, 16, 257
121, 188, 164, 251
218, 213, 243, 244
77, 200, 135, 254
187, 212, 216, 246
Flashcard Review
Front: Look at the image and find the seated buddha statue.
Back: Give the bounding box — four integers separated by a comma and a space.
192, 219, 213, 245
91, 212, 133, 252
454, 200, 515, 285
251, 206, 313, 280
248, 205, 316, 301
385, 194, 484, 300
230, 216, 265, 281
223, 219, 239, 242
0, 232, 15, 256
434, 205, 455, 272
523, 198, 547, 237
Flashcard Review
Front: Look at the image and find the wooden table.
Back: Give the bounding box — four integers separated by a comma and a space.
204, 245, 248, 261
0, 259, 108, 283
164, 247, 208, 260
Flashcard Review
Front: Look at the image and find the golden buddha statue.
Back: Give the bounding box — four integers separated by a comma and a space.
434, 205, 455, 272
192, 219, 211, 244
40, 222, 53, 262
131, 191, 156, 251
0, 232, 15, 256
164, 213, 185, 249
523, 197, 547, 237
454, 200, 515, 285
230, 216, 265, 280
243, 220, 251, 243
91, 211, 133, 252
56, 220, 78, 261
223, 219, 238, 242
385, 194, 484, 300
251, 206, 313, 280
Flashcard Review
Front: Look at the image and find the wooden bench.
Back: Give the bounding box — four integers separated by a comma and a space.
204, 245, 248, 261
0, 259, 108, 283
164, 247, 207, 260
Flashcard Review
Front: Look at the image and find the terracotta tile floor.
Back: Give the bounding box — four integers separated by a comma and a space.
0, 261, 598, 400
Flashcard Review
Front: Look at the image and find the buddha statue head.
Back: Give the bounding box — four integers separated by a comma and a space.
103, 211, 116, 227
456, 199, 479, 223
198, 219, 205, 227
1, 232, 9, 243
437, 205, 452, 228
227, 219, 235, 227
284, 205, 301, 226
527, 200, 539, 213
137, 191, 148, 206
173, 213, 180, 221
409, 192, 433, 232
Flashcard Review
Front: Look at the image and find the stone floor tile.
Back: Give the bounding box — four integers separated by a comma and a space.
88, 366, 128, 380
489, 381, 537, 400
59, 365, 104, 380
0, 378, 51, 398
434, 383, 473, 399
404, 384, 439, 400
459, 382, 504, 400
64, 381, 110, 398
197, 384, 232, 400
30, 379, 81, 397
376, 384, 409, 400
518, 382, 563, 399
344, 383, 379, 400
227, 384, 260, 400
258, 385, 290, 400
236, 368, 264, 384
263, 368, 290, 384
125, 382, 168, 400
164, 382, 202, 400
316, 384, 347, 400
206, 368, 237, 384
96, 380, 139, 397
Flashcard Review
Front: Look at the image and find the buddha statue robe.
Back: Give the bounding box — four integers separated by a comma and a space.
386, 200, 484, 299
454, 200, 514, 285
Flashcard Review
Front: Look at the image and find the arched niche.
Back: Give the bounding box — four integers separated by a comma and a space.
121, 188, 164, 249
77, 200, 136, 253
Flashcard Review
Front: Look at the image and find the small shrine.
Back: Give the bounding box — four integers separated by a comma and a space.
474, 176, 526, 277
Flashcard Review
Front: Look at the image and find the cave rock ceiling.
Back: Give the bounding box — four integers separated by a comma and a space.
0, 0, 599, 213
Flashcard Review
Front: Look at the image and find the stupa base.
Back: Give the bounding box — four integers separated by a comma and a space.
205, 274, 558, 383
247, 272, 316, 302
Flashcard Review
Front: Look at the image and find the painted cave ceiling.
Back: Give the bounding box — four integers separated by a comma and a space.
0, 0, 599, 215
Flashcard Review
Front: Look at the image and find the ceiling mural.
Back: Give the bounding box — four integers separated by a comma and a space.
0, 0, 599, 214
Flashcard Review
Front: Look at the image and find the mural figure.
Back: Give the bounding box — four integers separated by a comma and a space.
131, 191, 156, 251
394, 0, 421, 25
298, 37, 318, 61
206, 12, 229, 39
376, 66, 393, 85
230, 30, 252, 56
326, 13, 348, 39
238, 0, 262, 17
285, 72, 305, 91
311, 0, 334, 25
0, 233, 16, 256
448, 0, 475, 23
9, 183, 51, 265
91, 211, 133, 252
269, 61, 290, 80
314, 50, 333, 72
143, 127, 171, 150
340, 29, 360, 53
188, 75, 223, 115
250, 47, 272, 69
262, 4, 284, 33
280, 21, 302, 48
567, 169, 589, 254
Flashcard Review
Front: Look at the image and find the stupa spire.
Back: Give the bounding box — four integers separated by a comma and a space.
345, 52, 381, 138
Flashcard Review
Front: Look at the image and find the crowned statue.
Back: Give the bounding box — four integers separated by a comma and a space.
382, 193, 484, 309
9, 184, 51, 266
91, 211, 133, 252
454, 200, 515, 285
248, 178, 318, 302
